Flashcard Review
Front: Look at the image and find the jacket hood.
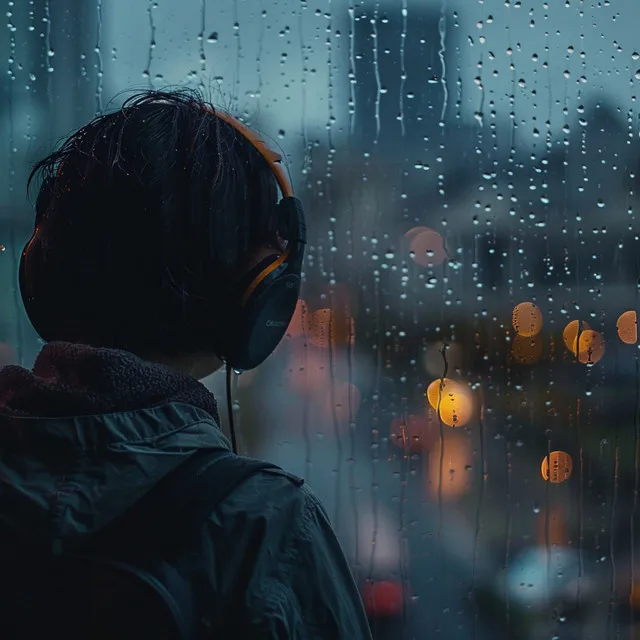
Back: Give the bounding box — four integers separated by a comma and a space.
0, 342, 231, 545
0, 341, 220, 421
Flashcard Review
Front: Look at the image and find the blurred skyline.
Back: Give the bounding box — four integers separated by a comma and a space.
103, 0, 639, 158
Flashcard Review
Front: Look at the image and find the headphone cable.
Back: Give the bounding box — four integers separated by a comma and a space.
226, 364, 238, 454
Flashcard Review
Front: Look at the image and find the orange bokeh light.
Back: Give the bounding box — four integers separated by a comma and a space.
408, 228, 447, 267
404, 226, 430, 243
426, 378, 474, 428
541, 451, 573, 484
512, 302, 543, 337
511, 334, 543, 364
617, 310, 638, 345
286, 299, 313, 338
572, 329, 605, 364
309, 308, 355, 349
536, 506, 568, 547
562, 319, 591, 354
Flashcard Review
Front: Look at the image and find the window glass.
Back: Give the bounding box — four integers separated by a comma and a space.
3, 1, 640, 637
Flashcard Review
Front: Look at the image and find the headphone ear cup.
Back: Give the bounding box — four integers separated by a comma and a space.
223, 255, 300, 371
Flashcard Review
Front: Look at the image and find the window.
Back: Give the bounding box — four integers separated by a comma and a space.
3, 1, 639, 637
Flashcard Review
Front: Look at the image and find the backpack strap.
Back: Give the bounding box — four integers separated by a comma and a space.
83, 448, 281, 555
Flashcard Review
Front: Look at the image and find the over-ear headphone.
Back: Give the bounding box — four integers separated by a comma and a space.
19, 108, 306, 372
212, 111, 306, 371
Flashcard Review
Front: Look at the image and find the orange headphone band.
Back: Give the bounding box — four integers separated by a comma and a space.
239, 252, 288, 307
210, 108, 297, 308
213, 110, 293, 199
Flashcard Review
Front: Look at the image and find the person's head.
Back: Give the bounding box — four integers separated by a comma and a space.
21, 89, 298, 379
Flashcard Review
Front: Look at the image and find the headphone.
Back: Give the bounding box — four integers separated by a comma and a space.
208, 110, 307, 371
19, 108, 307, 374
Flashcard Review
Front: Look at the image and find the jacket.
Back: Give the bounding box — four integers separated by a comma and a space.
0, 342, 373, 639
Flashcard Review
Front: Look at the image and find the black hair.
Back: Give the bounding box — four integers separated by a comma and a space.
23, 88, 281, 357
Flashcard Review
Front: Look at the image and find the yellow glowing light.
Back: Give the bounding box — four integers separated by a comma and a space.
408, 228, 447, 267
512, 302, 543, 337
511, 334, 543, 364
426, 378, 473, 428
562, 319, 591, 354
427, 377, 456, 410
571, 329, 605, 364
617, 310, 637, 345
541, 451, 573, 484
427, 435, 472, 501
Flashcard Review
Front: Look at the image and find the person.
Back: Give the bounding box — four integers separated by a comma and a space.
0, 89, 373, 638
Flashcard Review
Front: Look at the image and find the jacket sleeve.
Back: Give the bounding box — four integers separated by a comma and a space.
238, 480, 373, 640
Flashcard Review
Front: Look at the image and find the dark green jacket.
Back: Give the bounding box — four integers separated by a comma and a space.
0, 342, 372, 639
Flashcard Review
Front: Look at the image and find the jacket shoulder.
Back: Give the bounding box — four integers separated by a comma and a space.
210, 461, 319, 527
203, 464, 372, 638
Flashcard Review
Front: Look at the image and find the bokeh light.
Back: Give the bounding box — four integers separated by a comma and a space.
617, 310, 638, 345
426, 378, 474, 427
536, 506, 568, 547
363, 580, 404, 618
562, 319, 591, 354
408, 228, 447, 267
404, 226, 430, 243
286, 299, 313, 338
512, 302, 543, 337
541, 451, 573, 484
309, 308, 355, 348
510, 334, 543, 364
390, 411, 438, 454
572, 329, 605, 364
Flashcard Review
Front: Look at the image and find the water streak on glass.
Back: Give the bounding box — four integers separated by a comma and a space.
4, 1, 640, 637
95, 0, 104, 113
370, 7, 381, 143
347, 1, 356, 135
437, 0, 448, 124
398, 0, 407, 137
144, 0, 156, 86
